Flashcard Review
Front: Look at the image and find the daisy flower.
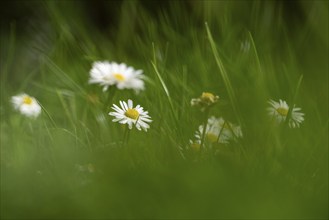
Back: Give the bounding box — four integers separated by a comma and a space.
89, 61, 113, 92
108, 62, 144, 92
215, 117, 243, 140
267, 99, 304, 128
191, 92, 219, 111
11, 93, 41, 118
193, 116, 243, 146
89, 61, 145, 92
109, 99, 152, 131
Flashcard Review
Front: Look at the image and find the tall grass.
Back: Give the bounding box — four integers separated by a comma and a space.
1, 1, 328, 219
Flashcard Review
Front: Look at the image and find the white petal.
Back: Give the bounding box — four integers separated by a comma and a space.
128, 99, 133, 109
123, 101, 129, 111
119, 101, 126, 111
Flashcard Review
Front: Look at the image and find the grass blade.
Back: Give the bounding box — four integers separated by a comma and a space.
151, 43, 178, 124
205, 22, 242, 125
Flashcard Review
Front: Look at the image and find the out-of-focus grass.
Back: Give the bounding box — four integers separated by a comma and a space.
1, 1, 328, 219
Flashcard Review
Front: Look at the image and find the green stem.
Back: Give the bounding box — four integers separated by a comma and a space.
122, 125, 130, 147
105, 87, 116, 112
200, 108, 210, 154
216, 120, 226, 143
126, 127, 131, 146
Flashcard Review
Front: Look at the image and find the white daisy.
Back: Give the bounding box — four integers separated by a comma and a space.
195, 117, 228, 145
89, 61, 145, 92
108, 62, 145, 92
191, 92, 219, 111
194, 116, 243, 146
109, 99, 152, 131
215, 117, 243, 140
11, 93, 41, 118
267, 99, 304, 128
89, 61, 113, 92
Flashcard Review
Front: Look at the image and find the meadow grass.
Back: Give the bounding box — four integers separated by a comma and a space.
1, 1, 328, 219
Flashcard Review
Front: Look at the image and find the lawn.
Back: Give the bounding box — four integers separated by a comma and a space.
1, 1, 328, 219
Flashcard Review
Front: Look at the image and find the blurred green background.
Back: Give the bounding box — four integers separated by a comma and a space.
1, 0, 328, 219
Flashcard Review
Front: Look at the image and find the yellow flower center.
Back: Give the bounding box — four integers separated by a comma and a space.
124, 108, 139, 120
206, 133, 218, 143
201, 92, 215, 101
276, 107, 288, 116
114, 73, 125, 81
200, 92, 219, 105
190, 142, 201, 152
23, 96, 33, 105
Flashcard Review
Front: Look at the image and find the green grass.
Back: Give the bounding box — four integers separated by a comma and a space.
1, 1, 328, 219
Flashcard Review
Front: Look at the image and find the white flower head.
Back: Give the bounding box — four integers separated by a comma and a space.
11, 93, 41, 118
89, 61, 145, 92
109, 99, 152, 131
191, 92, 219, 111
89, 61, 113, 92
267, 99, 304, 128
194, 116, 243, 146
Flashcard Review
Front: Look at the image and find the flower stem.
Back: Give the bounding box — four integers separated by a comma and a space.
105, 87, 116, 111
216, 120, 226, 143
122, 126, 130, 147
200, 108, 210, 154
